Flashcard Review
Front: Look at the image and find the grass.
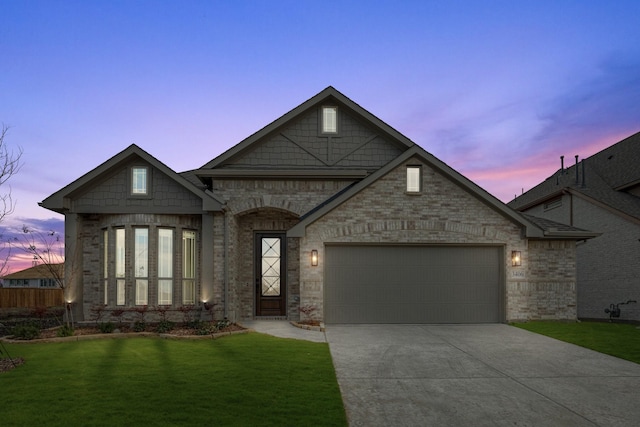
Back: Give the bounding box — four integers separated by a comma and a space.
0, 333, 347, 426
513, 321, 640, 364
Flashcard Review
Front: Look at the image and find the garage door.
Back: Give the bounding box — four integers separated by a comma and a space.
324, 245, 503, 324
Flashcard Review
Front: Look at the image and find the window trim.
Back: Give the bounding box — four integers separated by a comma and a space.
157, 228, 174, 306
130, 165, 151, 198
406, 165, 422, 193
182, 230, 196, 305
320, 105, 339, 134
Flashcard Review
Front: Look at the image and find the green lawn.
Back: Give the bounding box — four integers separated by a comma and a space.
0, 333, 347, 426
513, 321, 640, 364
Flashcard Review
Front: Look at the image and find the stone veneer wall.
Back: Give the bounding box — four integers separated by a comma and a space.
299, 157, 578, 322
211, 178, 359, 321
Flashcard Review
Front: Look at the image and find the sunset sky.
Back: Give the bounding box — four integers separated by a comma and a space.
1, 0, 639, 272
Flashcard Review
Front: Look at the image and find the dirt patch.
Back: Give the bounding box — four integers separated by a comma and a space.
0, 357, 25, 373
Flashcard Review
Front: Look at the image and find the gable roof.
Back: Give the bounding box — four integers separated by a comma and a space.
288, 144, 592, 239
509, 131, 640, 224
199, 86, 415, 171
40, 144, 223, 214
2, 263, 64, 280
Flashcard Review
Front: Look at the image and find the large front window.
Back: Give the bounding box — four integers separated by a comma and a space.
105, 225, 198, 308
116, 228, 126, 305
158, 228, 173, 305
135, 228, 148, 305
182, 230, 196, 305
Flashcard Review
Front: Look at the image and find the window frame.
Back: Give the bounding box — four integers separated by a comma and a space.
406, 165, 422, 193
115, 228, 126, 306
130, 166, 151, 197
182, 230, 196, 305
157, 228, 174, 306
134, 227, 149, 306
320, 105, 339, 134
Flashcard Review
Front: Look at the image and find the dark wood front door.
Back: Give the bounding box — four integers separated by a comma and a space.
255, 232, 286, 317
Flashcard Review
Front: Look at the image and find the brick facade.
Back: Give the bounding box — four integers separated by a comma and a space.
300, 158, 577, 322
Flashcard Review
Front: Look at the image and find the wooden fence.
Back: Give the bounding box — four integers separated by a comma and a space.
0, 288, 64, 308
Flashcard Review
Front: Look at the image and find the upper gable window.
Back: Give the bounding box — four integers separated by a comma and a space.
131, 166, 148, 195
406, 166, 421, 193
321, 106, 338, 134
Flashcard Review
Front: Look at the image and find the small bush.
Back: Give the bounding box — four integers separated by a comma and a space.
156, 320, 174, 334
185, 320, 202, 330
11, 323, 41, 340
133, 321, 146, 332
98, 322, 116, 334
214, 320, 231, 331
56, 325, 74, 337
196, 323, 215, 335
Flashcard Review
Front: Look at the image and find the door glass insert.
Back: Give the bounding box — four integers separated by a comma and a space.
261, 237, 281, 296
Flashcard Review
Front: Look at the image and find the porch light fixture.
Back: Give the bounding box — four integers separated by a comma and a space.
311, 250, 318, 266
511, 251, 522, 267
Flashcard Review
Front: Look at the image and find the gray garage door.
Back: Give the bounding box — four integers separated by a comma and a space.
325, 245, 503, 324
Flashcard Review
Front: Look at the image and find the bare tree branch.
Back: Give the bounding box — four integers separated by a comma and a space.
0, 124, 23, 277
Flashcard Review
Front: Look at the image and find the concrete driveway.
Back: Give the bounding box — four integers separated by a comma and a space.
325, 324, 640, 427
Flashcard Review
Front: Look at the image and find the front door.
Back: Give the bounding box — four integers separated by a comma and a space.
255, 232, 286, 317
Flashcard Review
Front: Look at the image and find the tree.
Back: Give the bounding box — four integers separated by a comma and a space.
0, 124, 23, 277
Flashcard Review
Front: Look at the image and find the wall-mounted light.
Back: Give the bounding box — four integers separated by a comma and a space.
203, 301, 213, 311
311, 249, 318, 266
511, 251, 522, 267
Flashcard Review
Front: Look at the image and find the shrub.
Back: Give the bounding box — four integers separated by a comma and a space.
185, 320, 202, 330
11, 323, 41, 340
196, 324, 214, 335
133, 321, 146, 332
214, 320, 231, 331
56, 324, 74, 337
98, 322, 116, 334
156, 320, 174, 334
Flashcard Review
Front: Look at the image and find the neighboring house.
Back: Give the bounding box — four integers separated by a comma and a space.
40, 87, 597, 324
509, 132, 640, 322
1, 263, 64, 288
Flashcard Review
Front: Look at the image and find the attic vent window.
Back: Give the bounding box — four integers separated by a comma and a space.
131, 166, 148, 195
544, 197, 562, 211
406, 166, 421, 193
322, 106, 338, 133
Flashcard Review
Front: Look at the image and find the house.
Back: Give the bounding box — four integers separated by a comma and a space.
1, 263, 64, 288
39, 87, 598, 324
509, 132, 640, 322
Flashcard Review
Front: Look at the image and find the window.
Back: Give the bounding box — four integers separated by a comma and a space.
407, 166, 421, 193
103, 229, 108, 305
183, 230, 196, 305
134, 228, 148, 305
158, 229, 173, 305
116, 228, 126, 305
544, 197, 562, 211
131, 166, 148, 195
321, 106, 338, 133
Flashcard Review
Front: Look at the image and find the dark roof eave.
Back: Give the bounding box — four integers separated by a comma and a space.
541, 230, 602, 239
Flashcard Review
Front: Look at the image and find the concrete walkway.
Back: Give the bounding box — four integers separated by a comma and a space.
240, 321, 640, 426
239, 320, 327, 343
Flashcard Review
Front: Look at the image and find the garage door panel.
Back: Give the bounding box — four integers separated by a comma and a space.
325, 246, 503, 324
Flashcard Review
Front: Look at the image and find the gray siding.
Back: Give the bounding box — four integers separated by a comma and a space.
221, 107, 404, 169
74, 160, 203, 213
